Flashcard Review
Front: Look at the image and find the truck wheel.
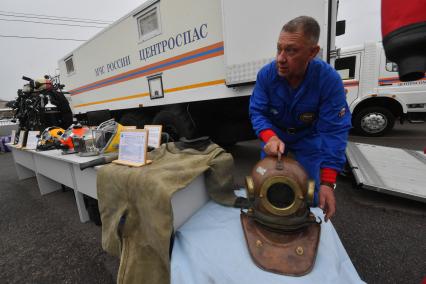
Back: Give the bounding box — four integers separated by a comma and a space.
152, 110, 195, 141
353, 107, 395, 136
119, 112, 150, 129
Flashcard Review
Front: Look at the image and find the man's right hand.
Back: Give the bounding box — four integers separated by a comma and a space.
263, 136, 285, 156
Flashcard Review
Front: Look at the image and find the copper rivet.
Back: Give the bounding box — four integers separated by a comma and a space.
259, 194, 263, 198
256, 240, 263, 247
298, 195, 304, 200
248, 208, 253, 214
296, 246, 304, 255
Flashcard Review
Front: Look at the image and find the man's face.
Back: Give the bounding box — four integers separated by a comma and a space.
276, 31, 319, 79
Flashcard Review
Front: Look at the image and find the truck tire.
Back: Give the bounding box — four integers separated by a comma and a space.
353, 106, 395, 136
152, 110, 195, 141
119, 112, 150, 129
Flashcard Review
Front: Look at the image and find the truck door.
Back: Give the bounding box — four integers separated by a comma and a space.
335, 53, 361, 107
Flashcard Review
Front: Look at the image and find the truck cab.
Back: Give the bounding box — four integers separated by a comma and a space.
335, 42, 426, 136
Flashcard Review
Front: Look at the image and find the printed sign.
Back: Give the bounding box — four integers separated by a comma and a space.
113, 130, 148, 167
25, 131, 40, 150
10, 130, 16, 145
144, 125, 163, 148
16, 131, 27, 148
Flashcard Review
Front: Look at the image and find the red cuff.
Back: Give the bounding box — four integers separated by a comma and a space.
259, 129, 277, 143
321, 168, 337, 183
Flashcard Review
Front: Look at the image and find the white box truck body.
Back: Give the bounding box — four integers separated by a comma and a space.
58, 0, 340, 143
335, 42, 426, 136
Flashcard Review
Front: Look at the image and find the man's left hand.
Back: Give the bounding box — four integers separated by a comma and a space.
318, 185, 336, 222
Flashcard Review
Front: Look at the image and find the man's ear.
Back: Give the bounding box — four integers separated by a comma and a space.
309, 45, 320, 59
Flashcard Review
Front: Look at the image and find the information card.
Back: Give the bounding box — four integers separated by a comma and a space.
10, 130, 16, 145
112, 129, 149, 167
16, 131, 26, 148
144, 125, 163, 148
25, 131, 40, 150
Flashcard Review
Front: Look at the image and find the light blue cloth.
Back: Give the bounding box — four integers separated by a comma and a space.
171, 198, 364, 284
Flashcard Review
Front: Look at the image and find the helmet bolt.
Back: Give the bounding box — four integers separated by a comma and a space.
296, 246, 304, 255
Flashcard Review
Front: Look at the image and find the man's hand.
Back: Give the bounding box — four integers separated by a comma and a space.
319, 185, 336, 222
263, 136, 285, 156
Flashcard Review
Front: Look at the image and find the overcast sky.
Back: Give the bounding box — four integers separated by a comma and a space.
0, 0, 145, 101
0, 0, 381, 102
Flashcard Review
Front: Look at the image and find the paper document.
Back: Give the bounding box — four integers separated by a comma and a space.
118, 130, 148, 164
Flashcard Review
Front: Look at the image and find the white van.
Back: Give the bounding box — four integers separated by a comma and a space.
335, 42, 426, 136
58, 0, 341, 143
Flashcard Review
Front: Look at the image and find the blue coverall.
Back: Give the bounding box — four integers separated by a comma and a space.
249, 58, 352, 205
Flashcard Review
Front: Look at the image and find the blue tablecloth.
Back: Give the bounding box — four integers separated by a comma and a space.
171, 194, 364, 284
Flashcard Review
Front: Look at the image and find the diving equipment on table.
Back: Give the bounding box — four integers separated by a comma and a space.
59, 124, 91, 154
72, 130, 100, 157
93, 119, 124, 154
36, 126, 64, 151
241, 153, 321, 276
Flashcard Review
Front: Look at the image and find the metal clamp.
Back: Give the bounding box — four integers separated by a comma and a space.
276, 152, 284, 170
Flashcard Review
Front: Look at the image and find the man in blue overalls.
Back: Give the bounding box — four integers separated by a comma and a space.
249, 16, 351, 221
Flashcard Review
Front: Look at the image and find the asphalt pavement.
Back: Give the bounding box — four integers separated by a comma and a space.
1, 122, 425, 283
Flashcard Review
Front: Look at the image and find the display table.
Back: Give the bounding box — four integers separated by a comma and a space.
33, 149, 106, 222
8, 144, 100, 222
8, 144, 36, 180
7, 144, 209, 228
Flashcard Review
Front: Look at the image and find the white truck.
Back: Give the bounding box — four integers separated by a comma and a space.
335, 42, 426, 136
58, 0, 342, 144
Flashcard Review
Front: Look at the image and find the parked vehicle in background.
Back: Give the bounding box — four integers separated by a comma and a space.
58, 0, 342, 144
335, 42, 426, 136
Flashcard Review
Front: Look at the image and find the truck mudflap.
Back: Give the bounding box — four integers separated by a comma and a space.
346, 142, 426, 203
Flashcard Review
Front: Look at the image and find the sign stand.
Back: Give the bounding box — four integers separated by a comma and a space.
24, 131, 40, 150
144, 125, 163, 149
10, 130, 17, 145
112, 129, 151, 167
16, 131, 27, 149
112, 159, 152, 167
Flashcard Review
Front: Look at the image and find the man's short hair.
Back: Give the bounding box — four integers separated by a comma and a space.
281, 16, 320, 44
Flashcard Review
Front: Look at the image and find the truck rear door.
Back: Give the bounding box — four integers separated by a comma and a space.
221, 0, 337, 86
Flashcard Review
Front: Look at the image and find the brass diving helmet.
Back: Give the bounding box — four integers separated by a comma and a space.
241, 153, 321, 276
